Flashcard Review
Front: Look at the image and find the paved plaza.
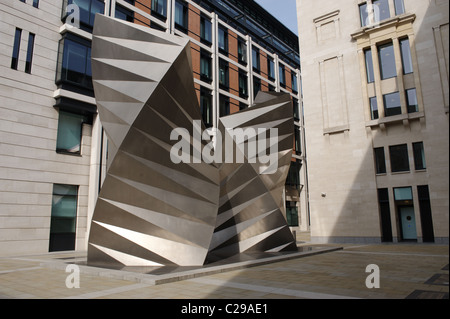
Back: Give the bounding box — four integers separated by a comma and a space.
0, 234, 448, 300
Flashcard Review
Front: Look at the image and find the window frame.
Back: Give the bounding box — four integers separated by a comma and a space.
378, 42, 397, 80
11, 28, 22, 70
389, 144, 410, 173
412, 142, 426, 170
374, 147, 387, 174
174, 0, 189, 33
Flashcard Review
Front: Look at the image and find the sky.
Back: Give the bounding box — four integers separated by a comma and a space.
254, 0, 299, 35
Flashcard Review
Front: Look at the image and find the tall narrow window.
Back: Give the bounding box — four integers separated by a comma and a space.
267, 57, 275, 80
372, 0, 390, 22
238, 71, 248, 98
364, 48, 375, 83
417, 185, 434, 242
200, 88, 212, 128
200, 15, 212, 44
151, 0, 167, 18
252, 47, 260, 72
218, 26, 228, 53
359, 3, 369, 27
286, 201, 299, 226
286, 161, 301, 189
56, 111, 87, 155
49, 184, 78, 252
293, 98, 300, 121
400, 38, 413, 74
279, 65, 286, 87
218, 59, 229, 89
25, 33, 35, 74
237, 37, 247, 65
389, 144, 410, 172
377, 188, 393, 242
174, 0, 188, 32
32, 0, 39, 8
370, 96, 379, 120
406, 88, 418, 113
11, 28, 22, 70
378, 42, 397, 80
219, 95, 229, 117
291, 73, 298, 93
383, 92, 401, 116
374, 147, 387, 174
413, 142, 426, 170
294, 129, 301, 155
394, 0, 405, 15
253, 76, 261, 99
200, 50, 212, 82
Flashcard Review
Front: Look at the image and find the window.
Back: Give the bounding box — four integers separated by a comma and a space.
417, 185, 435, 242
400, 38, 413, 74
238, 71, 248, 98
370, 96, 379, 120
389, 144, 410, 172
219, 95, 229, 117
267, 57, 275, 80
294, 129, 301, 155
383, 92, 401, 116
49, 184, 78, 252
66, 0, 104, 30
237, 37, 247, 65
253, 76, 261, 99
378, 42, 397, 80
286, 161, 301, 188
293, 98, 300, 121
393, 186, 412, 201
412, 142, 426, 170
32, 0, 39, 8
252, 47, 260, 72
377, 188, 393, 242
286, 201, 299, 227
200, 15, 212, 44
115, 4, 134, 22
364, 48, 375, 83
11, 28, 22, 70
291, 73, 298, 93
359, 3, 369, 27
200, 50, 212, 82
56, 36, 93, 90
279, 65, 286, 87
239, 102, 248, 111
175, 0, 188, 32
151, 0, 167, 18
374, 147, 386, 174
218, 59, 229, 89
200, 88, 212, 128
56, 111, 88, 154
25, 33, 35, 74
218, 26, 228, 53
406, 88, 418, 113
372, 0, 390, 22
394, 0, 405, 15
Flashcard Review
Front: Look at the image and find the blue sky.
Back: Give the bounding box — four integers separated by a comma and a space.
254, 0, 299, 35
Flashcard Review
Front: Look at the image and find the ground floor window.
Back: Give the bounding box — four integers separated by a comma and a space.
286, 201, 299, 227
49, 184, 78, 252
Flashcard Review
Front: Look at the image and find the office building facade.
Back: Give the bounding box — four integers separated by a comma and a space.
0, 0, 306, 256
297, 0, 448, 243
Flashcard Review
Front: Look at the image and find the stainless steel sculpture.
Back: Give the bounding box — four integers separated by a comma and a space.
87, 15, 297, 268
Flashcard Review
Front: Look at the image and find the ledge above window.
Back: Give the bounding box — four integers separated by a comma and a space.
365, 111, 424, 128
351, 13, 416, 41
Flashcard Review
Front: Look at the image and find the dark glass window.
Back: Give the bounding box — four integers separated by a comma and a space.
377, 188, 393, 242
394, 0, 405, 15
115, 4, 134, 22
406, 88, 418, 113
175, 0, 188, 32
66, 0, 104, 30
417, 185, 434, 242
49, 184, 78, 252
378, 42, 397, 80
374, 147, 386, 174
11, 28, 22, 70
151, 0, 167, 18
33, 0, 39, 8
294, 129, 301, 155
200, 50, 212, 82
25, 33, 35, 74
413, 142, 426, 170
373, 0, 390, 22
359, 3, 369, 27
56, 111, 88, 154
218, 26, 228, 53
383, 92, 401, 116
200, 88, 212, 128
293, 98, 300, 121
252, 47, 260, 72
219, 94, 229, 117
200, 15, 212, 44
253, 76, 261, 99
218, 59, 229, 89
267, 57, 275, 80
400, 38, 413, 74
365, 48, 375, 83
286, 161, 301, 188
370, 96, 379, 120
279, 65, 286, 87
237, 37, 247, 65
56, 36, 93, 90
238, 71, 248, 98
286, 201, 299, 227
291, 73, 298, 93
389, 144, 410, 172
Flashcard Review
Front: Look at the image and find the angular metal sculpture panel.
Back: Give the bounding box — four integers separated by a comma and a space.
87, 15, 297, 268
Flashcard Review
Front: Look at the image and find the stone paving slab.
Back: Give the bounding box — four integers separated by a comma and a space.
0, 243, 448, 300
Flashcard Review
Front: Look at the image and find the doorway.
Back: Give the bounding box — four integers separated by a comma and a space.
398, 206, 417, 241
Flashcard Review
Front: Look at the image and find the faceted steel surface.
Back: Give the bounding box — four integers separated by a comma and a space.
87, 15, 297, 268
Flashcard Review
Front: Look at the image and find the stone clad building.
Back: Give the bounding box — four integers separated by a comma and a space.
297, 0, 448, 243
